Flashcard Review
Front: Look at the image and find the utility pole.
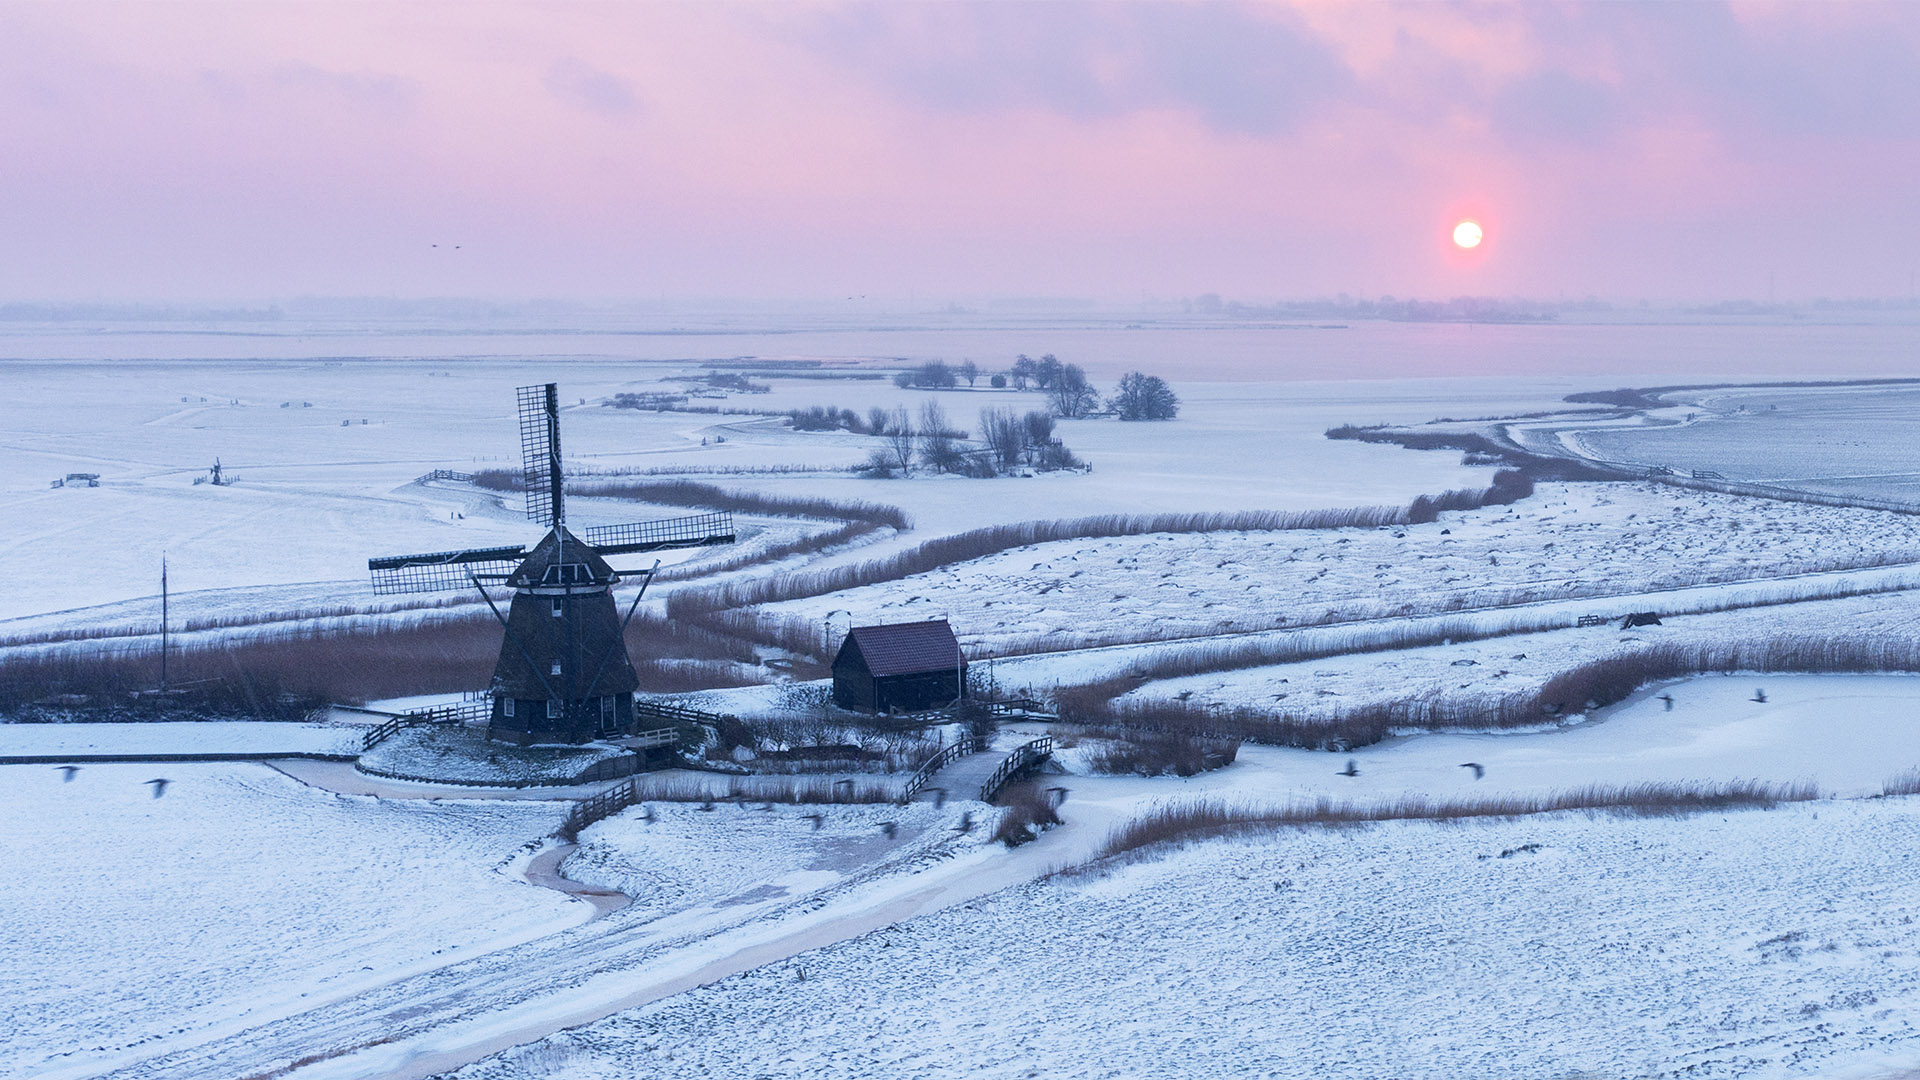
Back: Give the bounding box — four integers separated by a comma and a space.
160, 555, 169, 691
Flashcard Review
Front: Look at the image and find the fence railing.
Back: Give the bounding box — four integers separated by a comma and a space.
980, 735, 1055, 803
632, 700, 737, 728
414, 469, 475, 484
628, 727, 679, 749
902, 734, 982, 801
358, 697, 490, 751
562, 777, 640, 837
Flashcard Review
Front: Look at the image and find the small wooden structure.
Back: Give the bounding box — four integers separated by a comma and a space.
832, 619, 967, 714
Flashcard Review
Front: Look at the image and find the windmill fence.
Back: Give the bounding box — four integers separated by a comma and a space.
357, 698, 493, 752
414, 469, 476, 484
980, 736, 1055, 803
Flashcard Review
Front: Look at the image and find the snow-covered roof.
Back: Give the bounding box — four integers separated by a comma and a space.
840, 620, 963, 678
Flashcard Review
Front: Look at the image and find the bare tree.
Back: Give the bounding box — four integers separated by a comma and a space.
1034, 354, 1063, 390
865, 406, 891, 435
917, 400, 960, 439
1010, 354, 1036, 390
1109, 371, 1180, 420
979, 407, 1024, 469
882, 408, 915, 475
1046, 363, 1098, 419
958, 360, 979, 387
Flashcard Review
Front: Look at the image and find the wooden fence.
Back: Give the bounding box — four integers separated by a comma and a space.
414, 469, 475, 484
980, 735, 1055, 803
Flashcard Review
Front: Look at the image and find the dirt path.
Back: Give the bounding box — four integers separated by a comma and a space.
522, 844, 631, 919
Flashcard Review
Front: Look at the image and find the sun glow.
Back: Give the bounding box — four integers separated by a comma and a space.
1452, 220, 1483, 249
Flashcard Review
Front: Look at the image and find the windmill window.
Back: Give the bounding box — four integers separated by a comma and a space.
552, 600, 563, 617
503, 698, 515, 718
550, 661, 562, 676
547, 700, 561, 719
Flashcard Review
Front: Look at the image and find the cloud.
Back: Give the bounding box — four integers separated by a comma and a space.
801, 1, 1351, 135
544, 57, 641, 118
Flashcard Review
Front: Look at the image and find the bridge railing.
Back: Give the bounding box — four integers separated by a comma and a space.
414, 469, 476, 484
901, 734, 982, 801
980, 735, 1055, 803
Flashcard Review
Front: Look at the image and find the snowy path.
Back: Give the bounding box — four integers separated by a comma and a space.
69, 795, 1079, 1080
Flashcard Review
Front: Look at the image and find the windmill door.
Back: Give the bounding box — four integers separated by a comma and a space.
598, 696, 618, 736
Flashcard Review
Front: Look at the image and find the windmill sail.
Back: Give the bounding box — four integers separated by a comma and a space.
368, 512, 736, 594
517, 382, 564, 526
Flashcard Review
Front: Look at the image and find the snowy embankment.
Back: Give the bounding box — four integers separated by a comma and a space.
760, 482, 1920, 653
0, 720, 363, 760
1110, 588, 1920, 723
457, 797, 1920, 1080
0, 763, 578, 1080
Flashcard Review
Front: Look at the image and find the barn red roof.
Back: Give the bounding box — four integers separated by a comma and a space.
843, 620, 963, 677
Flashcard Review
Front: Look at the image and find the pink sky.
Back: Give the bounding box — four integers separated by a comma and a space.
3, 1, 1918, 303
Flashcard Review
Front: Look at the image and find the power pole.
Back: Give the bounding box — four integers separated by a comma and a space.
160, 555, 169, 691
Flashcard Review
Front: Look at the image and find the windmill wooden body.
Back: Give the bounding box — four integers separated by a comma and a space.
367, 383, 735, 745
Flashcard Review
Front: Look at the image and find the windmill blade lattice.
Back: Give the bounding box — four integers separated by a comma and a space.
517, 383, 564, 526
580, 513, 736, 556
367, 544, 524, 595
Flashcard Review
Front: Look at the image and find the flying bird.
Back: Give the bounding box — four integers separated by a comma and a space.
1459, 762, 1485, 780
1751, 688, 1768, 703
879, 821, 897, 839
1338, 759, 1359, 778
638, 805, 656, 825
55, 765, 79, 782
1045, 786, 1070, 807
956, 811, 973, 834
145, 778, 170, 798
1658, 693, 1675, 711
927, 786, 948, 808
804, 813, 823, 831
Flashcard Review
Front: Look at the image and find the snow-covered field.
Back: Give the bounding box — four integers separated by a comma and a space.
456, 797, 1920, 1080
759, 481, 1920, 651
0, 763, 577, 1080
0, 719, 362, 758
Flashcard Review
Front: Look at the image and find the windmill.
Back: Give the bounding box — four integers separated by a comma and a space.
366, 383, 736, 745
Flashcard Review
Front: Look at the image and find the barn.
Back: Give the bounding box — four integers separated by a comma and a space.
831, 619, 967, 714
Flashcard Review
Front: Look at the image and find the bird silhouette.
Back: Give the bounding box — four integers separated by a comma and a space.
56, 765, 79, 782
956, 811, 974, 833
145, 778, 170, 798
1459, 762, 1485, 780
638, 805, 656, 825
1338, 759, 1359, 778
879, 821, 897, 839
804, 813, 824, 831
1658, 693, 1675, 711
756, 801, 774, 812
697, 799, 716, 812
927, 786, 948, 808
1045, 786, 1070, 807
1751, 688, 1768, 703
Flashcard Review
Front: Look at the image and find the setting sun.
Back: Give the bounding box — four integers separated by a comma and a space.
1452, 220, 1484, 249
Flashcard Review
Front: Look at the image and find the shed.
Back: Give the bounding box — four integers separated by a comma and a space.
831, 619, 967, 714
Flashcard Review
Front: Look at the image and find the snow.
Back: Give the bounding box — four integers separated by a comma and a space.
0, 762, 579, 1080
0, 720, 362, 758
759, 481, 1920, 652
452, 797, 1920, 1080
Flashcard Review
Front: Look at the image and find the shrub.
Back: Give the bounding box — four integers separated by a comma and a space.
992, 780, 1064, 847
1086, 732, 1239, 777
990, 374, 1007, 388
1109, 372, 1180, 421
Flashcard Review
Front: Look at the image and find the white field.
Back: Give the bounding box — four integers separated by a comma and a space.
455, 796, 1920, 1080
0, 355, 1565, 631
0, 762, 577, 1080
0, 719, 363, 757
15, 331, 1920, 1079
758, 481, 1920, 652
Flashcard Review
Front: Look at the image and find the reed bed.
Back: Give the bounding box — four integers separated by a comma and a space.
669, 473, 1534, 619
1099, 781, 1822, 859
622, 773, 899, 805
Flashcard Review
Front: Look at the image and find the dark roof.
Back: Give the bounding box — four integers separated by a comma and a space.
840, 620, 963, 678
507, 525, 617, 589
